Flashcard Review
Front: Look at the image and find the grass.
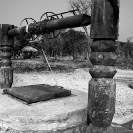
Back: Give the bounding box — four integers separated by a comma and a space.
12, 57, 89, 73
12, 55, 133, 74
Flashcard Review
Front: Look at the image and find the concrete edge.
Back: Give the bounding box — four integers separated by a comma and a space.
112, 114, 133, 125
0, 121, 87, 133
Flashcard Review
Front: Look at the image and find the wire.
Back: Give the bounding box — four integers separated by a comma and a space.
41, 49, 58, 86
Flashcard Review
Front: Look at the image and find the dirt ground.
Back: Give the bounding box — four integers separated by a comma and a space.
12, 65, 133, 119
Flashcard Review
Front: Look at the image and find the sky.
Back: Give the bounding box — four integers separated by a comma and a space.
0, 0, 133, 42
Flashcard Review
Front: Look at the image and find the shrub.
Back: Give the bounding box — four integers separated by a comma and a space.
12, 61, 75, 73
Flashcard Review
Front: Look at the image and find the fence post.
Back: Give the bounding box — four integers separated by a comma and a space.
0, 24, 14, 89
87, 0, 119, 133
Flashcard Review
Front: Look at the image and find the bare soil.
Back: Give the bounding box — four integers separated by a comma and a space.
12, 58, 133, 119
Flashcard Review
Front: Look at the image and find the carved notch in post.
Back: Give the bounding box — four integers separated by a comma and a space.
87, 0, 119, 133
0, 24, 14, 89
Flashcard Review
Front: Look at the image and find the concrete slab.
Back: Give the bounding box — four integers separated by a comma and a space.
3, 84, 71, 104
0, 89, 88, 133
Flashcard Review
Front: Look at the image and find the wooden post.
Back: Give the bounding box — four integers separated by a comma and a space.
0, 24, 14, 89
87, 0, 119, 133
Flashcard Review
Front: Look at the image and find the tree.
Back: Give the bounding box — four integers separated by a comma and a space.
68, 0, 92, 66
115, 39, 133, 66
61, 29, 87, 60
13, 36, 28, 58
30, 30, 87, 61
125, 37, 133, 61
39, 34, 65, 60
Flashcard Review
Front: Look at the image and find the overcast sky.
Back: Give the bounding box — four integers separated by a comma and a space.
0, 0, 132, 42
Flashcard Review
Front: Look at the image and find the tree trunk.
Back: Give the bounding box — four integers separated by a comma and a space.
72, 50, 76, 61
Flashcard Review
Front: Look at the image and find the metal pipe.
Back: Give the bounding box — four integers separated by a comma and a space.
46, 14, 90, 31
8, 14, 91, 36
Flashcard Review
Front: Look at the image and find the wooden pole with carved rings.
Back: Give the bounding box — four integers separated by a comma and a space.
0, 24, 14, 89
87, 0, 119, 132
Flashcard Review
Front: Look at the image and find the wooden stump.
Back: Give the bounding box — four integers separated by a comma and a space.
0, 24, 14, 89
87, 0, 119, 132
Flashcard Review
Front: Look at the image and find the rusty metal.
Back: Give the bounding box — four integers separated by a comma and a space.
40, 12, 60, 21
40, 12, 61, 39
20, 18, 38, 41
40, 9, 79, 20
8, 14, 91, 37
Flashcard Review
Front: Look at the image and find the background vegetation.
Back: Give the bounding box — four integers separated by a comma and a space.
11, 0, 133, 72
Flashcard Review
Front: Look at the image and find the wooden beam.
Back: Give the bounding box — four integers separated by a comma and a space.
87, 0, 119, 132
8, 14, 91, 36
90, 0, 119, 39
0, 24, 14, 89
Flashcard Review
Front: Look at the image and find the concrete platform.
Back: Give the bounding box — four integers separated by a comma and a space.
1, 87, 133, 133
0, 89, 88, 133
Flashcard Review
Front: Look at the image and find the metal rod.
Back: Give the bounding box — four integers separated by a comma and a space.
8, 14, 91, 36
49, 9, 78, 17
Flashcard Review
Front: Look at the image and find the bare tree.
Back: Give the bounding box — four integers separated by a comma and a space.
127, 36, 133, 42
68, 0, 92, 66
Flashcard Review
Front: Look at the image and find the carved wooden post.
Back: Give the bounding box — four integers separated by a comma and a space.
87, 0, 119, 133
0, 24, 14, 89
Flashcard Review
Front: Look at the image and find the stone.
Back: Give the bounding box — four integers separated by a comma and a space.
0, 89, 88, 133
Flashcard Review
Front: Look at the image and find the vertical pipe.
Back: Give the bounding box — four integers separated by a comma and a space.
87, 0, 119, 132
0, 24, 14, 89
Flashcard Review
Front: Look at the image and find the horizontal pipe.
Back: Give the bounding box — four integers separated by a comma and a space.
8, 14, 91, 36
46, 14, 91, 31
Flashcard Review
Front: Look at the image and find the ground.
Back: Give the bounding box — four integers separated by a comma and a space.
11, 58, 133, 125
